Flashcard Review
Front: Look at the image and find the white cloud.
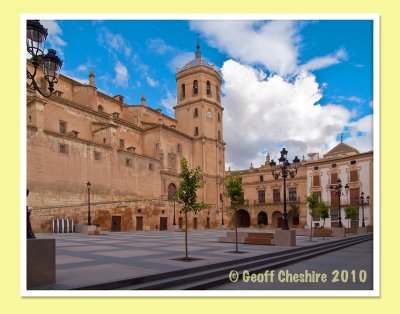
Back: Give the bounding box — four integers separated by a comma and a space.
301, 48, 348, 72
40, 20, 67, 57
190, 20, 300, 76
168, 52, 194, 72
97, 27, 132, 58
160, 91, 176, 114
147, 38, 174, 55
221, 60, 371, 169
113, 61, 129, 88
146, 76, 159, 87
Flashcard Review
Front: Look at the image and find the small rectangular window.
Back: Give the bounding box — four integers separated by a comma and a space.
149, 163, 154, 171
193, 108, 198, 117
126, 158, 132, 167
313, 175, 320, 187
119, 139, 125, 149
331, 173, 338, 184
273, 189, 280, 203
59, 143, 69, 155
258, 190, 265, 204
289, 187, 297, 202
194, 127, 199, 136
259, 175, 263, 182
350, 170, 358, 182
59, 121, 67, 135
94, 151, 102, 161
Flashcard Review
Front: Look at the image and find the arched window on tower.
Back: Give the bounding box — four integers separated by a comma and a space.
181, 83, 185, 99
206, 80, 212, 96
97, 105, 104, 112
193, 80, 198, 95
216, 85, 220, 102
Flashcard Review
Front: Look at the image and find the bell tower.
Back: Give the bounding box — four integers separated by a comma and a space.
174, 43, 225, 208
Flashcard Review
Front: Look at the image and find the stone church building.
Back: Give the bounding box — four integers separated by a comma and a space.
27, 44, 226, 232
27, 44, 373, 233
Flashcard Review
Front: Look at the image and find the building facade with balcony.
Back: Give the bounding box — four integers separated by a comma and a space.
306, 142, 373, 228
224, 155, 309, 229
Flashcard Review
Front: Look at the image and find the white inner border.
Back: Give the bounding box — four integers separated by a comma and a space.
20, 13, 380, 298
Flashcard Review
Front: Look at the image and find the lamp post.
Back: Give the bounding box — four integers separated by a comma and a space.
356, 192, 370, 227
173, 195, 176, 226
269, 148, 300, 230
329, 178, 349, 228
86, 181, 92, 226
26, 20, 63, 97
220, 193, 225, 226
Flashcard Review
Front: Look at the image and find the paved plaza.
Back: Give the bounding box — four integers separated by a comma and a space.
31, 229, 370, 290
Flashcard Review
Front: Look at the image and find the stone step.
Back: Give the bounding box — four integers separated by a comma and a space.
72, 234, 372, 290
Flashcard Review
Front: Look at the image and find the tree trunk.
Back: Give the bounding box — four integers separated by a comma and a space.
322, 218, 325, 239
185, 211, 188, 261
309, 214, 313, 242
235, 208, 238, 253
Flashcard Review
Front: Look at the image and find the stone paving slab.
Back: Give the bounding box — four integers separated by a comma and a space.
29, 229, 366, 290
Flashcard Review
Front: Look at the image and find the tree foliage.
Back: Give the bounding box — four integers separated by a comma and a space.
307, 193, 320, 241
176, 158, 210, 261
176, 158, 210, 214
226, 175, 245, 211
345, 205, 358, 227
225, 175, 245, 253
318, 201, 330, 229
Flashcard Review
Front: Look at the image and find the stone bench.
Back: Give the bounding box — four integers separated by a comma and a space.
312, 229, 333, 237
218, 231, 275, 245
345, 227, 358, 234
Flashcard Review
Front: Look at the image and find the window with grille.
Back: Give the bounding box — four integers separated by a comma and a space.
289, 187, 297, 202
258, 190, 265, 204
59, 121, 67, 135
59, 143, 69, 155
273, 189, 280, 203
94, 151, 102, 161
126, 158, 132, 167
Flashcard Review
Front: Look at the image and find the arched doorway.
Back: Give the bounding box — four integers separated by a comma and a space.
272, 211, 283, 228
168, 183, 176, 201
287, 210, 300, 227
235, 209, 250, 227
257, 211, 268, 226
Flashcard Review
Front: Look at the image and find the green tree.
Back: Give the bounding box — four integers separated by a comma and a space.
345, 205, 358, 228
226, 175, 245, 253
317, 201, 330, 239
318, 202, 330, 228
176, 158, 210, 261
307, 193, 320, 242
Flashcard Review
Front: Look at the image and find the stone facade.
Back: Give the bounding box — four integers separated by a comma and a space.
306, 143, 373, 228
27, 45, 225, 232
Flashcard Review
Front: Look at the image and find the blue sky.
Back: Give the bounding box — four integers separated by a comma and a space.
39, 19, 374, 169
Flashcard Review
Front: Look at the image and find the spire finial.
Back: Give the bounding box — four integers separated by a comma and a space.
89, 68, 96, 86
195, 35, 201, 59
340, 133, 344, 143
141, 93, 146, 106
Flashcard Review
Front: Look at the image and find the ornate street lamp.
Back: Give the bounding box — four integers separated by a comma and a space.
329, 178, 349, 228
356, 192, 370, 227
86, 181, 92, 226
173, 195, 176, 226
269, 148, 300, 230
26, 20, 63, 97
220, 193, 225, 226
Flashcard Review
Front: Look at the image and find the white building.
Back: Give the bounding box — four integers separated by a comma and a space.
306, 142, 373, 228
